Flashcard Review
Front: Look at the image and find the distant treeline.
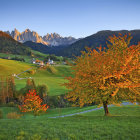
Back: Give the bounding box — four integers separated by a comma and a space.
0, 56, 25, 62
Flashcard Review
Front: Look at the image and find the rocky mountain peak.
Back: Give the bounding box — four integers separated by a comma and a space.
11, 28, 21, 41
12, 28, 20, 34
24, 29, 31, 32
5, 29, 78, 46
42, 32, 77, 46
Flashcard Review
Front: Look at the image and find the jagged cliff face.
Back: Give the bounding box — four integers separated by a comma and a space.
6, 29, 77, 46
11, 28, 21, 41
8, 29, 48, 45
43, 33, 77, 46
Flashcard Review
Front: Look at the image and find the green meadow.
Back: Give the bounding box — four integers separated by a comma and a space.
0, 59, 140, 140
15, 65, 72, 96
0, 58, 33, 76
0, 105, 140, 140
0, 58, 72, 96
0, 50, 49, 63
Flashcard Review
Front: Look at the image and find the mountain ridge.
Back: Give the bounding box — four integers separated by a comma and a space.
2, 29, 140, 58
5, 28, 78, 46
23, 29, 140, 57
58, 29, 140, 57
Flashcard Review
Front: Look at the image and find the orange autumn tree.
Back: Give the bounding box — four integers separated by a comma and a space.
18, 90, 49, 116
64, 34, 140, 116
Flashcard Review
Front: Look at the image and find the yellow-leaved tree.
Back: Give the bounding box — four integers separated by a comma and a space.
64, 34, 140, 116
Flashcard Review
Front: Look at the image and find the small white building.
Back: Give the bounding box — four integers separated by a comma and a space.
48, 58, 54, 65
32, 58, 36, 64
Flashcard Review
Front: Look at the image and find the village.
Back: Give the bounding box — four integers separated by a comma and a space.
32, 57, 54, 66
31, 57, 67, 67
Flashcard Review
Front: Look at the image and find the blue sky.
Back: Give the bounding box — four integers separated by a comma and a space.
0, 0, 139, 38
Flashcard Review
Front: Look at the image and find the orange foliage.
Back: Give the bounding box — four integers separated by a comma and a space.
64, 34, 140, 109
18, 90, 49, 115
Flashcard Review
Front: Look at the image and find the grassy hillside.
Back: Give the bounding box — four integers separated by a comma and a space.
0, 59, 71, 96
15, 65, 72, 96
0, 50, 49, 63
0, 58, 33, 76
0, 31, 31, 55
0, 50, 66, 64
0, 105, 139, 139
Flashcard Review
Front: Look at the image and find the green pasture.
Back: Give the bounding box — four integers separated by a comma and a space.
0, 53, 31, 63
0, 58, 33, 76
0, 50, 48, 63
0, 105, 139, 140
15, 65, 72, 96
0, 58, 72, 95
15, 77, 68, 96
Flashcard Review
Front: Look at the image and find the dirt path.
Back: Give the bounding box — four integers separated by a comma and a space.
15, 68, 34, 80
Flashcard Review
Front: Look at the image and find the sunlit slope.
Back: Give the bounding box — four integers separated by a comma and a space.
0, 59, 72, 95
0, 58, 33, 76
15, 65, 72, 96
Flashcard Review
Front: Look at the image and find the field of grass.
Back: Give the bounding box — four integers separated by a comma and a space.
0, 53, 31, 63
0, 50, 48, 63
0, 58, 72, 96
0, 59, 33, 76
15, 65, 72, 96
15, 77, 68, 96
0, 105, 98, 119
0, 51, 65, 63
1, 58, 139, 140
0, 105, 139, 140
31, 50, 64, 62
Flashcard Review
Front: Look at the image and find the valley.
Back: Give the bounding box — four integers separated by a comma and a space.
0, 30, 139, 140
0, 58, 71, 96
1, 0, 140, 139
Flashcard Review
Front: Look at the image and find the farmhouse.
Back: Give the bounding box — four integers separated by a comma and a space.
31, 58, 44, 67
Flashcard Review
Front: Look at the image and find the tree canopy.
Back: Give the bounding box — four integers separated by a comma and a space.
64, 34, 140, 115
18, 90, 49, 116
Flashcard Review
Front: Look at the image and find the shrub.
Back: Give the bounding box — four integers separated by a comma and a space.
28, 70, 36, 75
7, 102, 15, 107
47, 94, 72, 108
18, 90, 49, 116
11, 57, 25, 62
36, 84, 49, 102
0, 110, 3, 119
7, 112, 22, 119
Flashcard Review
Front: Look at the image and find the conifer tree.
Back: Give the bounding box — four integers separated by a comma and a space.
0, 77, 6, 104
26, 78, 36, 92
8, 76, 16, 100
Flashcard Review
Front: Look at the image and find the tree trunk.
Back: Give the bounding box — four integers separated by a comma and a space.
103, 101, 110, 116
